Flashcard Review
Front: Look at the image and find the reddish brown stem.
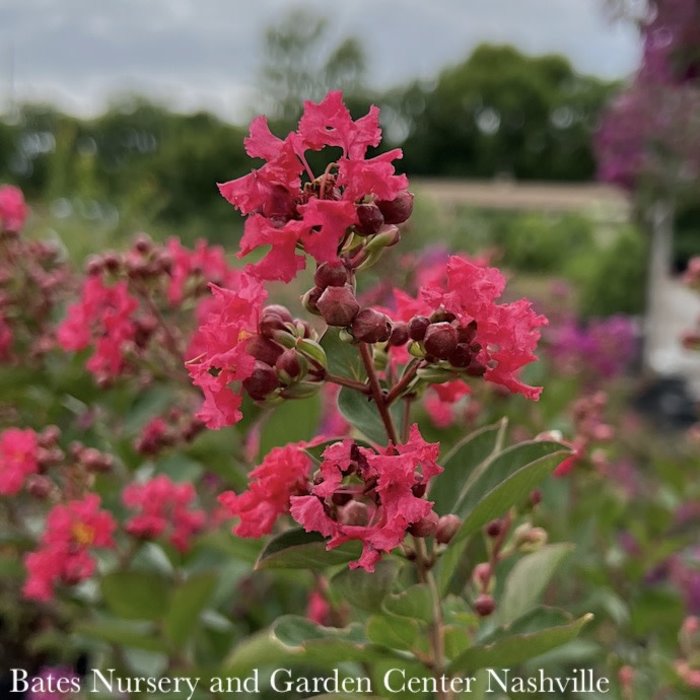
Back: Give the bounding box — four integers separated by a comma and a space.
358, 342, 399, 444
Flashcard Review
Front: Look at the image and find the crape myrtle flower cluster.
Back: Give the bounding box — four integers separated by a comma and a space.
0, 185, 73, 362
191, 92, 546, 432
203, 93, 548, 571
57, 233, 237, 385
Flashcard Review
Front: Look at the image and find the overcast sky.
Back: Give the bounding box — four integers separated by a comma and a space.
0, 0, 641, 123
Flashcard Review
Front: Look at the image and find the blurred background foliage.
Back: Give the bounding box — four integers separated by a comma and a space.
1, 7, 677, 322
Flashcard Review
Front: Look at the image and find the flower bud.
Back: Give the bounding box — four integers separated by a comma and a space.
275, 349, 303, 381
474, 593, 496, 617
430, 308, 457, 324
485, 519, 502, 538
317, 285, 360, 327
351, 308, 392, 344
408, 316, 430, 341
466, 359, 487, 377
339, 501, 370, 526
472, 562, 492, 588
26, 475, 53, 499
356, 202, 384, 236
302, 286, 324, 316
246, 336, 283, 366
377, 191, 414, 224
448, 343, 472, 368
39, 425, 61, 447
314, 261, 349, 288
514, 524, 548, 551
436, 514, 461, 544
408, 510, 439, 537
457, 320, 478, 344
259, 305, 293, 337
134, 233, 153, 254
365, 225, 400, 253
423, 322, 458, 360
389, 322, 409, 347
243, 361, 280, 400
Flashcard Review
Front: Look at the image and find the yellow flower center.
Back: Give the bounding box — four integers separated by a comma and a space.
72, 522, 95, 546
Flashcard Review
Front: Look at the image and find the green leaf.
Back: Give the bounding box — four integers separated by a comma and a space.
430, 419, 507, 515
320, 328, 367, 381
454, 440, 567, 519
367, 614, 419, 651
382, 585, 433, 624
255, 528, 362, 570
272, 615, 365, 647
164, 572, 218, 648
330, 559, 400, 612
437, 442, 569, 595
100, 571, 171, 621
258, 394, 321, 458
499, 544, 574, 625
337, 387, 402, 445
447, 613, 593, 673
76, 620, 167, 652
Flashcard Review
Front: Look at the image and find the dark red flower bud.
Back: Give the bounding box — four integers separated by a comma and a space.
485, 519, 502, 538
275, 349, 302, 379
243, 361, 280, 400
86, 257, 103, 276
408, 316, 431, 341
466, 359, 487, 377
26, 475, 53, 499
423, 322, 458, 360
39, 425, 61, 447
317, 285, 360, 327
339, 501, 370, 526
430, 308, 457, 323
473, 562, 492, 588
436, 514, 461, 544
134, 233, 153, 254
411, 482, 427, 498
388, 322, 409, 347
314, 261, 349, 288
246, 336, 283, 366
376, 191, 414, 225
530, 489, 542, 507
356, 202, 384, 235
474, 593, 496, 617
331, 491, 353, 506
448, 343, 472, 368
259, 305, 293, 337
351, 308, 392, 343
408, 510, 439, 537
102, 253, 121, 273
457, 320, 478, 344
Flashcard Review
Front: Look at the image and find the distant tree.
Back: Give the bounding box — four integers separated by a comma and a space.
258, 8, 367, 126
389, 44, 616, 180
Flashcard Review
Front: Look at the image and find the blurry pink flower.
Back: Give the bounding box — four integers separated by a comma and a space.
0, 184, 28, 232
0, 427, 39, 495
123, 475, 206, 551
23, 494, 116, 601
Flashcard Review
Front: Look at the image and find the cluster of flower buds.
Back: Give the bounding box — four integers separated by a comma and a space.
135, 410, 204, 455
0, 186, 73, 362
545, 391, 614, 476
0, 426, 63, 496
244, 303, 330, 403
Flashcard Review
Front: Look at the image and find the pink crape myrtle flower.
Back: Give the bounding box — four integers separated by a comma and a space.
123, 474, 206, 551
23, 494, 116, 601
0, 427, 39, 495
290, 425, 442, 572
393, 255, 547, 400
218, 91, 408, 282
219, 441, 313, 537
186, 272, 267, 429
0, 184, 28, 232
57, 276, 139, 380
424, 380, 472, 428
166, 238, 235, 305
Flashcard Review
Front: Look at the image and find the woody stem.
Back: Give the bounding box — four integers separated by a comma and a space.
358, 342, 399, 445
